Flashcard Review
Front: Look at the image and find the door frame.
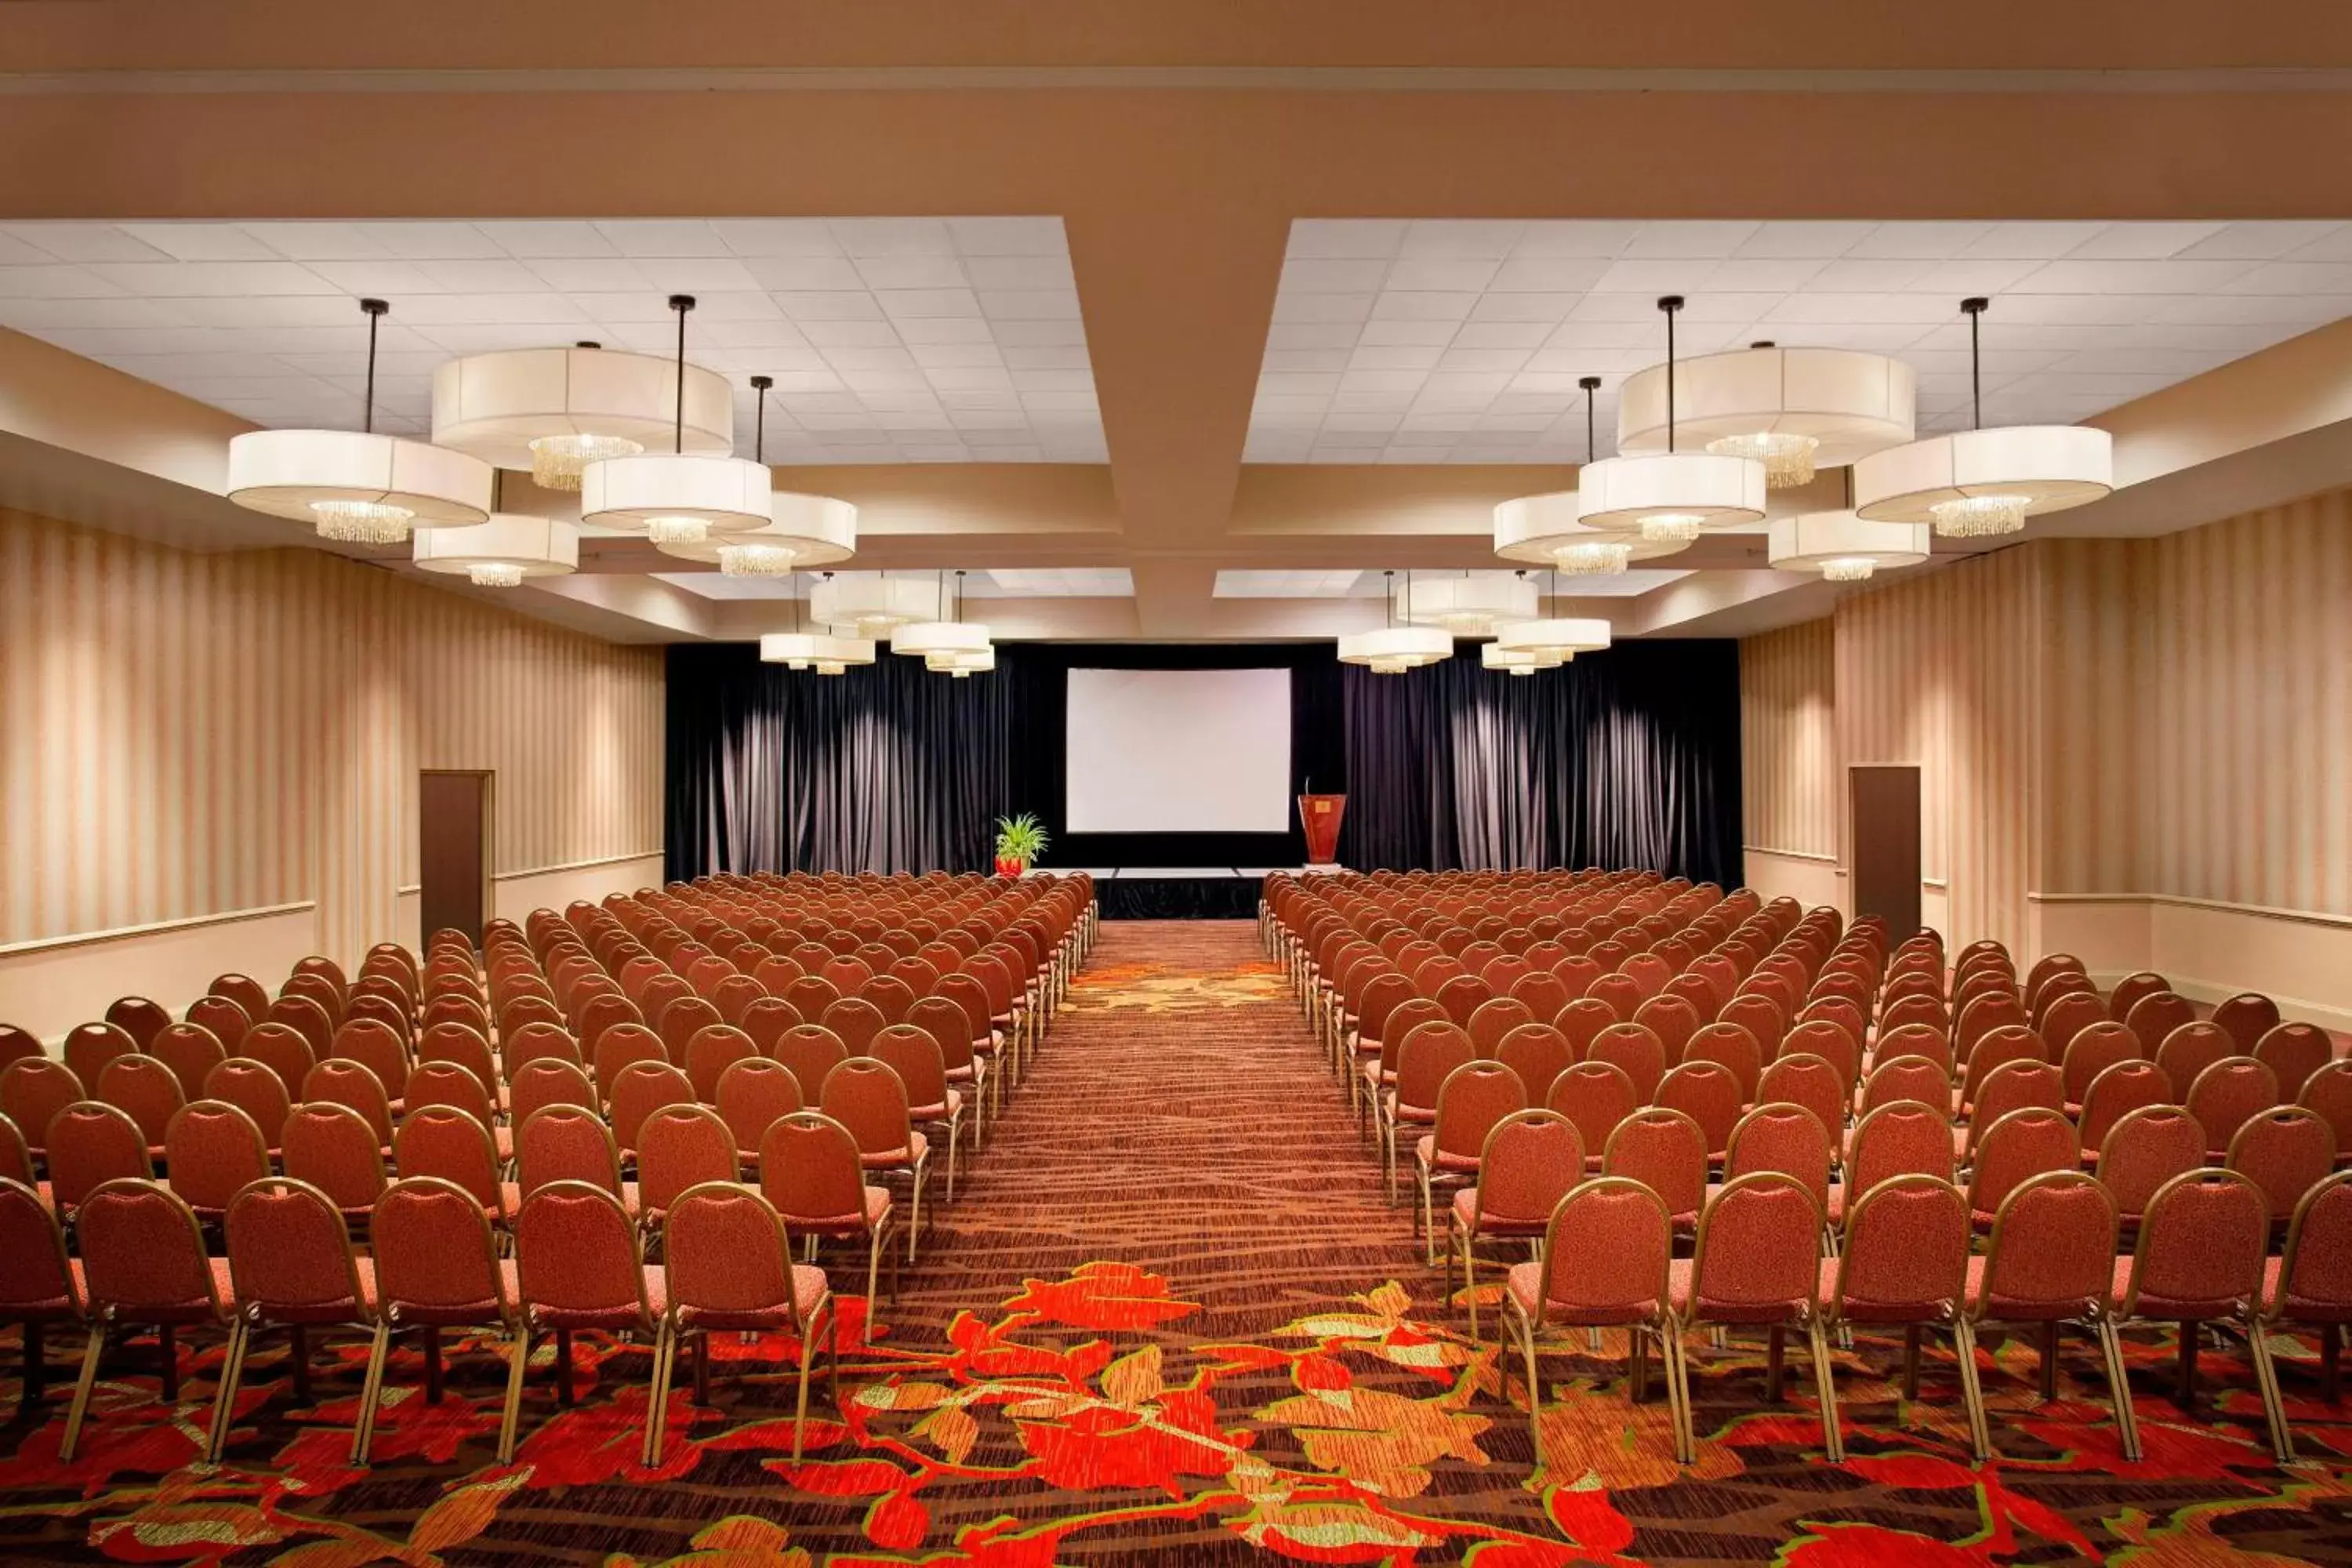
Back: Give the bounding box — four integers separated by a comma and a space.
419, 769, 495, 948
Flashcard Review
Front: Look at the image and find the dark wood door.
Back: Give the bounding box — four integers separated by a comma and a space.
1849, 764, 1922, 944
419, 771, 493, 949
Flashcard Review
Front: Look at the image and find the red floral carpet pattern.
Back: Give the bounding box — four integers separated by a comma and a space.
3, 920, 2350, 1565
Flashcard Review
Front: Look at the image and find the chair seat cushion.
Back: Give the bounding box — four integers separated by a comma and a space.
1414, 1135, 1480, 1174
2115, 1256, 2247, 1322
1668, 1258, 1813, 1325
860, 1131, 929, 1169
780, 1186, 892, 1237
527, 1264, 665, 1331
1451, 1187, 1545, 1234
386, 1259, 520, 1327
677, 1264, 833, 1334
1822, 1255, 1955, 1323
1963, 1255, 2102, 1321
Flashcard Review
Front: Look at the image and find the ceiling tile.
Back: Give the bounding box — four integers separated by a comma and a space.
946, 217, 1067, 256
855, 256, 969, 291
355, 223, 508, 260
590, 221, 732, 258
116, 223, 285, 263
1283, 221, 1410, 259
2, 223, 176, 263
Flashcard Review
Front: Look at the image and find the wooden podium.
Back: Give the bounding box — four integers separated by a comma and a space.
1298, 793, 1346, 867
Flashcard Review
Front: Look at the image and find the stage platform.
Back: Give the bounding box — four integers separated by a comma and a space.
1069, 866, 1294, 920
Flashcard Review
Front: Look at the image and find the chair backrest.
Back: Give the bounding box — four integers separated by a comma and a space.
506, 1056, 595, 1127
1683, 1172, 1823, 1322
1432, 974, 1494, 1027
861, 975, 917, 1025
46, 1100, 154, 1208
1585, 971, 1645, 1019
773, 1025, 850, 1098
1956, 993, 2029, 1062
611, 1058, 695, 1153
161, 1098, 270, 1218
1630, 994, 1702, 1068
515, 1180, 652, 1328
62, 1021, 138, 1087
183, 996, 252, 1055
1468, 1110, 1582, 1228
717, 1058, 802, 1154
101, 996, 172, 1051
240, 1020, 318, 1095
2033, 986, 2107, 1058
2299, 1059, 2352, 1156
95, 1052, 184, 1148
503, 1019, 582, 1071
1958, 1024, 2046, 1109
819, 1057, 916, 1158
1429, 1062, 1527, 1163
2255, 1022, 2333, 1102
2185, 1055, 2281, 1160
1494, 1024, 1573, 1103
224, 1177, 369, 1323
394, 1105, 504, 1212
281, 1101, 387, 1213
1601, 1106, 1708, 1221
1465, 998, 1536, 1058
1545, 1061, 1637, 1158
1872, 1021, 1951, 1076
2059, 1022, 2141, 1107
1725, 1102, 1831, 1209
592, 1022, 670, 1106
1974, 1171, 2118, 1320
1752, 1052, 1842, 1136
2079, 1058, 2173, 1156
374, 1176, 509, 1323
211, 972, 275, 1025
401, 1056, 492, 1124
1394, 1022, 1475, 1112
1963, 1059, 2067, 1157
1585, 1022, 1664, 1102
1965, 1107, 2080, 1220
2096, 1104, 2205, 1224
1860, 1053, 1947, 1116
870, 1023, 953, 1112
1835, 1174, 1971, 1323
1846, 1098, 1955, 1192
328, 1015, 411, 1094
2227, 1105, 2338, 1223
2107, 970, 2170, 1024
2120, 1170, 2270, 1322
658, 996, 727, 1065
2132, 993, 2205, 1062
818, 997, 887, 1058
302, 1057, 395, 1147
1508, 972, 1573, 1023
1715, 991, 1787, 1056
1654, 1060, 1743, 1159
665, 1181, 811, 1332
263, 993, 336, 1058
1529, 1176, 1671, 1319
76, 1178, 223, 1319
281, 973, 347, 1029
758, 1111, 875, 1229
2276, 1172, 2352, 1320
1681, 1021, 1760, 1099
0, 1175, 76, 1317
2021, 952, 2086, 1010
2205, 991, 2281, 1055
517, 1104, 625, 1199
635, 1103, 740, 1215
738, 996, 808, 1058
684, 1023, 758, 1102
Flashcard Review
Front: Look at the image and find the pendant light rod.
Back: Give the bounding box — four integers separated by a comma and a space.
358, 298, 387, 434
1960, 296, 1988, 431
1581, 375, 1601, 464
1383, 568, 1394, 628
1657, 296, 1684, 453
749, 374, 771, 464
668, 294, 696, 454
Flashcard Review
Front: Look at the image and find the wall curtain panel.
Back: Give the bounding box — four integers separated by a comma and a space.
1338, 641, 1742, 885
667, 637, 1741, 888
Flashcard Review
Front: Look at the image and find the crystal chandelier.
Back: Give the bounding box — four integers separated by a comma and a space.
434, 341, 727, 492
1620, 340, 1915, 492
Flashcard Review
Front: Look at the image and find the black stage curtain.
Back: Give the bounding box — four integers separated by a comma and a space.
1338, 640, 1742, 887
665, 638, 1739, 889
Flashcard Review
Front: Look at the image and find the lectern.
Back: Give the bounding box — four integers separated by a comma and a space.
1298, 793, 1346, 867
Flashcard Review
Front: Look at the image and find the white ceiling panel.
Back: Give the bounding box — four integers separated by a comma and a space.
0, 219, 1101, 463
1250, 220, 2352, 465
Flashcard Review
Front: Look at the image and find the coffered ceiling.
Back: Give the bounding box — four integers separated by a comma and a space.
3, 0, 2352, 645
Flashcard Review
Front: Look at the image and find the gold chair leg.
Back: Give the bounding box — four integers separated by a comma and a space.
1461, 1227, 1480, 1341
791, 1332, 816, 1465
61, 1323, 110, 1464
205, 1319, 251, 1464
640, 1322, 673, 1469
2248, 1320, 2294, 1465
1664, 1319, 1697, 1466
863, 1226, 884, 1345
1515, 1305, 1544, 1468
350, 1321, 392, 1465
2098, 1319, 2143, 1463
1954, 1318, 1992, 1462
1808, 1319, 1844, 1463
496, 1326, 532, 1465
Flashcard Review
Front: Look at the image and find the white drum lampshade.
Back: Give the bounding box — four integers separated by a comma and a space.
1397, 574, 1539, 635
925, 646, 996, 678
1481, 642, 1559, 677
652, 491, 859, 575
1574, 452, 1766, 543
1852, 424, 2113, 538
811, 573, 942, 637
1493, 491, 1692, 574
1491, 618, 1612, 660
430, 345, 734, 490
760, 631, 877, 673
581, 453, 775, 546
1766, 510, 1931, 583
891, 619, 993, 659
1617, 346, 1915, 488
227, 428, 492, 543
1336, 625, 1453, 674
411, 512, 579, 586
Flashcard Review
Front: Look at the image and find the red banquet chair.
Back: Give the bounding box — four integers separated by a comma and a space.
1671, 1172, 1839, 1463
1447, 1109, 1582, 1339
63, 1178, 234, 1462
212, 1177, 379, 1461
1964, 1171, 2133, 1459
2260, 1172, 2352, 1460
355, 1175, 522, 1465
506, 1181, 665, 1465
1828, 1174, 1985, 1454
0, 1175, 83, 1421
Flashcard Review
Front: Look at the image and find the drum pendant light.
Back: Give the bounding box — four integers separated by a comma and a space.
1768, 466, 1931, 583
227, 298, 492, 542
1618, 341, 1915, 489
759, 571, 876, 675
1853, 297, 2113, 538
1337, 571, 1453, 673
812, 572, 941, 637
892, 570, 994, 668
581, 296, 773, 546
652, 374, 857, 573
1398, 570, 1538, 635
1493, 378, 1679, 575
412, 470, 579, 586
1574, 298, 1766, 545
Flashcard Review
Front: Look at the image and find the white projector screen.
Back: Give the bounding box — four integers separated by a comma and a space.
1065, 667, 1291, 834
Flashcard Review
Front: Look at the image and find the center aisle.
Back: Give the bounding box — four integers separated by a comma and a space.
892, 916, 1433, 1340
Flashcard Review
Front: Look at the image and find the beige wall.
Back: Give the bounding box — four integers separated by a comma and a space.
0, 509, 666, 1040
1740, 488, 2352, 1021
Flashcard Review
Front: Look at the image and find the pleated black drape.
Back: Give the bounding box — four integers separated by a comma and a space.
666, 637, 1740, 888
1336, 640, 1742, 886
666, 641, 1021, 878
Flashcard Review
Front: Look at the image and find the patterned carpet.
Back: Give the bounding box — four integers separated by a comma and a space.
5, 920, 2352, 1565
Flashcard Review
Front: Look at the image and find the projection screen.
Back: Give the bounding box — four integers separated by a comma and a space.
1063, 666, 1291, 834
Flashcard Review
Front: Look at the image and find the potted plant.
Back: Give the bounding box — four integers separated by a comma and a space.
993, 813, 1049, 877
